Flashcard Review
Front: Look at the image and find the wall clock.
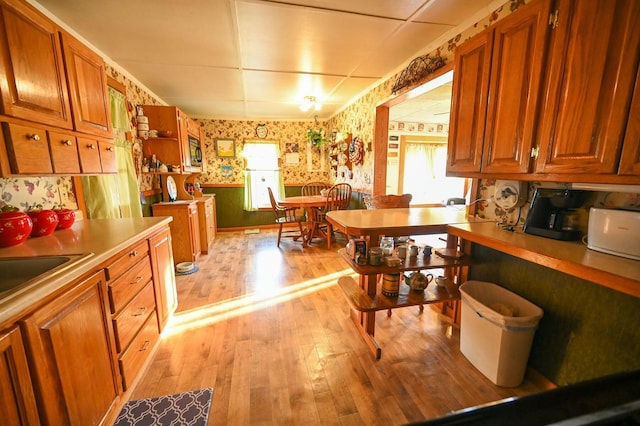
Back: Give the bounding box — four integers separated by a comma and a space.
256, 124, 268, 139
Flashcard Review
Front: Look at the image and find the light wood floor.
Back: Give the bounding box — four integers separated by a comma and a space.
129, 229, 548, 425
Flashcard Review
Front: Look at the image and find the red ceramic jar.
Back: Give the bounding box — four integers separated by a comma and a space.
0, 211, 33, 247
53, 208, 75, 230
27, 209, 59, 237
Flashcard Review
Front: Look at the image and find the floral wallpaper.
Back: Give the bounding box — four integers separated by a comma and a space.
195, 120, 330, 186
0, 177, 76, 212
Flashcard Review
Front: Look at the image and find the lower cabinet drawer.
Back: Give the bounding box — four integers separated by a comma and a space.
108, 256, 152, 314
119, 310, 160, 391
105, 240, 149, 281
112, 282, 156, 353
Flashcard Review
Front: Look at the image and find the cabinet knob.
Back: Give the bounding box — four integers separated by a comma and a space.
62, 140, 72, 146
132, 306, 147, 317
28, 133, 41, 141
106, 146, 114, 152
130, 250, 138, 257
86, 143, 96, 149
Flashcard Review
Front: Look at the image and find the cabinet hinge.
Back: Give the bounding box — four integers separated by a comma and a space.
549, 10, 559, 29
531, 145, 540, 159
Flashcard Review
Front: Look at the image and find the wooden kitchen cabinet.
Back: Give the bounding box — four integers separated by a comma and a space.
0, 0, 115, 177
104, 239, 160, 391
0, 326, 39, 426
0, 0, 72, 130
619, 67, 640, 175
447, 0, 550, 175
60, 30, 112, 138
196, 195, 216, 254
534, 0, 640, 176
77, 135, 116, 174
142, 105, 193, 173
148, 227, 178, 332
20, 269, 120, 426
152, 200, 201, 264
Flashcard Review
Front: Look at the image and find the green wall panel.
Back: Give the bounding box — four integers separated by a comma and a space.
200, 186, 365, 229
468, 245, 640, 386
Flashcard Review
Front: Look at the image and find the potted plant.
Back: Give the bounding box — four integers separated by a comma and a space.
305, 128, 330, 147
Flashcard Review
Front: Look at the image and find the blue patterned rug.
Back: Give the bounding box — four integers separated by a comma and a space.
114, 388, 213, 426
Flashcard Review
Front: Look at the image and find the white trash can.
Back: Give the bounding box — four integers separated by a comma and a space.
459, 281, 543, 387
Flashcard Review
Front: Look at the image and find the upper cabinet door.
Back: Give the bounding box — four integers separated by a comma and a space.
447, 0, 550, 175
447, 31, 492, 174
60, 31, 113, 138
618, 67, 640, 175
481, 0, 551, 173
534, 0, 640, 174
0, 0, 72, 129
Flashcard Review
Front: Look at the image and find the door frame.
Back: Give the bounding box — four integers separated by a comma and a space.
372, 63, 453, 197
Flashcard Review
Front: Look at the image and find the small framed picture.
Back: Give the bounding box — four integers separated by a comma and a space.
215, 138, 236, 158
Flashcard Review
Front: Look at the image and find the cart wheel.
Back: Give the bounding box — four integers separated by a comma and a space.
418, 304, 424, 314
387, 309, 392, 317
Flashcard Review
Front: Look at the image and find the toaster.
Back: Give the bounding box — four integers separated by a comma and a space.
587, 208, 640, 260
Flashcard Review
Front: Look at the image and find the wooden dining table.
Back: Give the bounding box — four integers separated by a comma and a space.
278, 195, 328, 247
326, 207, 485, 358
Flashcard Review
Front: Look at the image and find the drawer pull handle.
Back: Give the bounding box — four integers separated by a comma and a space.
62, 139, 72, 146
130, 276, 144, 285
28, 133, 41, 141
132, 307, 147, 317
130, 250, 138, 257
87, 143, 96, 149
139, 340, 151, 352
106, 146, 114, 152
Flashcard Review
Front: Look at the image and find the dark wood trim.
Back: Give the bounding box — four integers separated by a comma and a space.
142, 188, 162, 197
106, 76, 126, 94
72, 176, 87, 219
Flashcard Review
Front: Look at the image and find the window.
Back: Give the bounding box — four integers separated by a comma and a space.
402, 142, 466, 205
243, 141, 283, 210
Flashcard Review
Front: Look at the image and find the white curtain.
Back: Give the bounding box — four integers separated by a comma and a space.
243, 142, 284, 211
402, 143, 463, 204
402, 143, 438, 203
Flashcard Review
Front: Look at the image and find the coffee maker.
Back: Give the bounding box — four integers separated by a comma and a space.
523, 188, 589, 241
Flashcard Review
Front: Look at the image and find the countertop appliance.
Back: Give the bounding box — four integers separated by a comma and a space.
523, 188, 589, 241
587, 207, 640, 260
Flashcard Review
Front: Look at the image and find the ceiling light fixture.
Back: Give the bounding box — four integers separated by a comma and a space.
300, 95, 321, 112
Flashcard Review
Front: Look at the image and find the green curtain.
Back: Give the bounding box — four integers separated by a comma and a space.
81, 86, 142, 219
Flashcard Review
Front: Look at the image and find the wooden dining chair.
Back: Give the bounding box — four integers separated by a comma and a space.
363, 193, 412, 209
308, 183, 352, 249
267, 187, 305, 247
301, 181, 330, 197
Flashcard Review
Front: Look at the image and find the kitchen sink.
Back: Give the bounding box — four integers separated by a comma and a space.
0, 254, 93, 294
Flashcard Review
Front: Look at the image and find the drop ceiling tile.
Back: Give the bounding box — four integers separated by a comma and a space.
173, 99, 249, 120
413, 0, 496, 25
236, 1, 400, 76
241, 70, 347, 103
259, 0, 430, 20
353, 21, 454, 77
37, 0, 238, 67
118, 62, 244, 100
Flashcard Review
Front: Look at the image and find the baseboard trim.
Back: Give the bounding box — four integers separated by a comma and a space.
218, 224, 299, 232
